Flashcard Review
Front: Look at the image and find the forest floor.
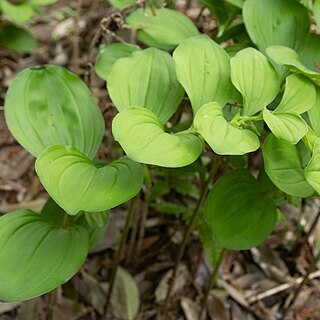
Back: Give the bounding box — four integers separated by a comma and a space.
1, 1, 320, 319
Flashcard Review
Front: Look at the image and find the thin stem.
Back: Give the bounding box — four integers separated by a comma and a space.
198, 248, 227, 320
104, 197, 137, 317
163, 160, 220, 312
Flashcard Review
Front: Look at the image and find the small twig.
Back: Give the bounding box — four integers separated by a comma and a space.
247, 269, 320, 304
104, 197, 137, 317
198, 248, 227, 320
163, 160, 220, 312
281, 250, 320, 318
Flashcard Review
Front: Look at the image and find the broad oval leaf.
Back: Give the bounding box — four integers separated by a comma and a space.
262, 134, 314, 197
204, 169, 277, 250
173, 35, 234, 114
111, 266, 140, 320
230, 48, 279, 116
305, 139, 320, 194
301, 34, 320, 72
0, 1, 34, 24
5, 65, 104, 159
194, 102, 259, 155
243, 0, 310, 54
126, 7, 199, 50
0, 209, 89, 302
275, 74, 316, 114
107, 48, 184, 123
0, 24, 37, 53
266, 46, 320, 80
308, 87, 320, 137
112, 107, 203, 168
263, 109, 308, 144
35, 145, 144, 215
94, 43, 140, 81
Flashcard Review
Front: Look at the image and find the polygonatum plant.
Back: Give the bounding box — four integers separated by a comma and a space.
1, 65, 144, 301
3, 0, 320, 304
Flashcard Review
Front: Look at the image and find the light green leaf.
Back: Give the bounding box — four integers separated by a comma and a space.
94, 43, 140, 81
243, 0, 310, 54
4, 65, 104, 159
263, 108, 308, 144
126, 7, 199, 50
262, 134, 314, 197
112, 107, 203, 168
204, 169, 277, 250
108, 0, 134, 9
35, 145, 144, 215
0, 209, 89, 301
111, 266, 140, 320
313, 0, 320, 30
29, 0, 58, 4
107, 48, 184, 123
305, 139, 320, 194
301, 34, 320, 72
266, 45, 320, 80
0, 1, 34, 24
173, 35, 234, 114
275, 74, 316, 114
308, 87, 320, 136
225, 0, 244, 8
194, 102, 259, 155
0, 24, 37, 52
230, 47, 279, 116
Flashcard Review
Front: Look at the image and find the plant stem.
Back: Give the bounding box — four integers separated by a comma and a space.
198, 248, 227, 320
163, 160, 220, 312
104, 197, 137, 317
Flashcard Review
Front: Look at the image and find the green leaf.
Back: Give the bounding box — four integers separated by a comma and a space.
0, 24, 37, 52
173, 35, 234, 114
194, 102, 260, 155
263, 109, 308, 144
94, 43, 140, 81
275, 74, 316, 114
262, 133, 314, 197
111, 266, 140, 320
308, 87, 320, 136
35, 145, 144, 215
126, 7, 199, 50
107, 48, 184, 123
0, 209, 89, 301
4, 65, 104, 159
243, 0, 310, 54
300, 34, 320, 72
112, 107, 203, 168
0, 1, 34, 24
108, 0, 135, 9
230, 47, 279, 116
266, 45, 320, 80
313, 0, 320, 30
305, 139, 320, 194
204, 169, 277, 250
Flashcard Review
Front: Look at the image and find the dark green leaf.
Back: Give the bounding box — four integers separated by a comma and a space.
204, 169, 277, 250
0, 209, 89, 301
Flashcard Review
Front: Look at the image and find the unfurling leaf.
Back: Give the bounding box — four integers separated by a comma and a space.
173, 35, 234, 114
5, 65, 104, 159
204, 169, 277, 250
107, 48, 184, 123
0, 209, 89, 301
230, 47, 279, 116
126, 7, 199, 50
35, 145, 144, 215
194, 102, 260, 155
112, 107, 203, 168
263, 134, 314, 197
